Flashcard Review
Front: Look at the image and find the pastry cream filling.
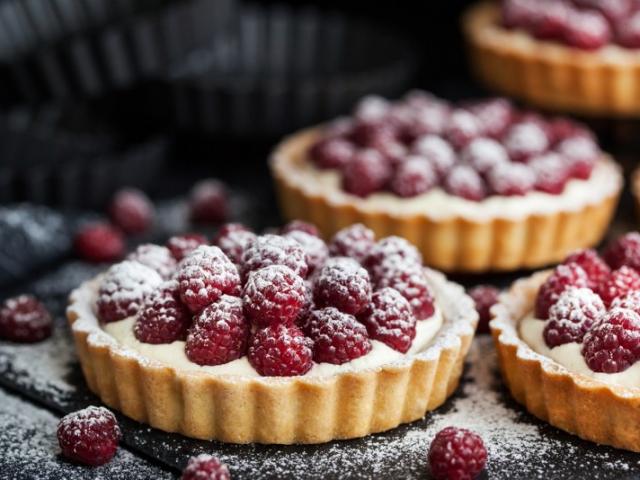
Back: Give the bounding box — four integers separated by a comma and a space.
520, 314, 640, 388
103, 309, 443, 378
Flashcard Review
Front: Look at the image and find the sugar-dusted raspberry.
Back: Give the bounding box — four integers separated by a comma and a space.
443, 165, 487, 201
445, 109, 482, 150
502, 0, 539, 29
313, 257, 372, 315
57, 406, 121, 466
74, 223, 125, 263
603, 232, 640, 271
461, 137, 509, 175
359, 287, 416, 353
582, 307, 640, 373
0, 295, 52, 343
529, 153, 570, 194
134, 280, 191, 344
342, 149, 391, 197
597, 266, 640, 307
617, 11, 640, 48
350, 120, 397, 149
177, 245, 241, 313
353, 95, 391, 122
503, 122, 549, 163
364, 236, 422, 280
127, 244, 177, 279
574, 0, 633, 24
547, 117, 592, 145
468, 285, 500, 334
390, 156, 438, 198
212, 223, 257, 266
97, 261, 163, 323
189, 179, 228, 224
240, 234, 308, 281
564, 9, 611, 50
248, 323, 313, 376
556, 136, 599, 180
377, 140, 409, 167
487, 162, 536, 196
532, 0, 569, 40
535, 263, 589, 319
328, 223, 376, 263
181, 454, 231, 480
411, 135, 456, 177
375, 261, 435, 320
403, 103, 451, 141
611, 290, 640, 315
305, 307, 372, 364
544, 287, 606, 348
428, 427, 487, 480
166, 233, 208, 262
185, 295, 249, 365
108, 188, 154, 234
469, 97, 515, 139
281, 220, 320, 237
295, 281, 315, 329
284, 230, 329, 274
309, 137, 355, 169
563, 249, 611, 289
243, 265, 306, 327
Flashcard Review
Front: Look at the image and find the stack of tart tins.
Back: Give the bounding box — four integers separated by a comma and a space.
0, 0, 236, 103
169, 4, 416, 137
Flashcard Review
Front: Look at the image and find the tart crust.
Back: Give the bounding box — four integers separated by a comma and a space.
491, 271, 640, 452
270, 128, 621, 273
463, 2, 640, 117
66, 269, 477, 444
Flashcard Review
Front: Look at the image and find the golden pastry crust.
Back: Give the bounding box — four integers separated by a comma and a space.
463, 2, 640, 117
270, 128, 621, 273
491, 271, 640, 452
66, 269, 477, 444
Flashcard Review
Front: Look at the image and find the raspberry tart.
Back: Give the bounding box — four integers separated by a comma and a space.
270, 92, 622, 272
67, 223, 478, 444
464, 0, 640, 116
492, 232, 640, 451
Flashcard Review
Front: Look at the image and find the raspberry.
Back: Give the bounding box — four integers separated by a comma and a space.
134, 281, 191, 344
547, 117, 591, 145
189, 179, 228, 223
556, 136, 599, 180
617, 11, 640, 47
445, 110, 482, 150
74, 223, 125, 263
284, 230, 329, 274
377, 140, 409, 166
402, 105, 451, 141
309, 137, 355, 169
354, 95, 392, 121
582, 308, 640, 373
502, 0, 539, 29
469, 98, 515, 139
563, 10, 611, 50
108, 188, 154, 234
243, 265, 306, 327
313, 257, 372, 315
574, 0, 633, 24
611, 290, 640, 315
468, 285, 500, 334
240, 234, 308, 281
281, 220, 320, 237
411, 135, 456, 177
342, 149, 391, 197
535, 263, 589, 319
57, 406, 121, 466
503, 122, 549, 163
127, 244, 177, 279
176, 246, 241, 313
487, 162, 535, 196
461, 138, 509, 175
305, 307, 372, 364
390, 156, 438, 197
428, 427, 487, 480
328, 224, 376, 263
213, 223, 257, 266
181, 454, 231, 480
375, 261, 435, 320
358, 287, 416, 353
443, 165, 486, 201
529, 153, 570, 194
97, 261, 162, 323
603, 232, 640, 271
544, 287, 606, 347
185, 295, 249, 365
248, 323, 313, 376
0, 295, 52, 343
350, 120, 397, 149
532, 1, 569, 40
364, 236, 422, 279
563, 249, 611, 289
597, 266, 640, 307
166, 234, 208, 261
